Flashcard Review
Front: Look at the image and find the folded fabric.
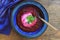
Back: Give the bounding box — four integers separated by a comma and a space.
0, 0, 21, 35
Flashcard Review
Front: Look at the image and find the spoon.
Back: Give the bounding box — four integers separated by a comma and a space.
36, 13, 58, 31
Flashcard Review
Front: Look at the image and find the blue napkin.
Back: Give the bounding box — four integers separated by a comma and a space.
0, 0, 21, 35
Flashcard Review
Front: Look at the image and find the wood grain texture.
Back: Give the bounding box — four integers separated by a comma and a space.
0, 0, 60, 40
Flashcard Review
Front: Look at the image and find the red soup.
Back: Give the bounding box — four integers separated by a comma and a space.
16, 5, 44, 32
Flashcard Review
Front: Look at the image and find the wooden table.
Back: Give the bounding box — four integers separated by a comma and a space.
0, 0, 60, 40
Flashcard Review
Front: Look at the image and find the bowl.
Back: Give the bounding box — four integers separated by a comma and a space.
11, 1, 49, 38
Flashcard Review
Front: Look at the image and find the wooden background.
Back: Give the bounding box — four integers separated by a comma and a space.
0, 0, 60, 40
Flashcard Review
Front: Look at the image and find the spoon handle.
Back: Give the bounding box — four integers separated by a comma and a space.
39, 16, 58, 31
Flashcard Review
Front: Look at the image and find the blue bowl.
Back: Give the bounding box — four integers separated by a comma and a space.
11, 1, 49, 38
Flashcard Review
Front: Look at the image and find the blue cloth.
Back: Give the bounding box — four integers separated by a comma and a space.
0, 0, 21, 35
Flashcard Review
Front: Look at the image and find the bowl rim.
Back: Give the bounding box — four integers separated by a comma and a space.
11, 1, 49, 38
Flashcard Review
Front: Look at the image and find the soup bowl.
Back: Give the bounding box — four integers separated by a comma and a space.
11, 1, 49, 38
